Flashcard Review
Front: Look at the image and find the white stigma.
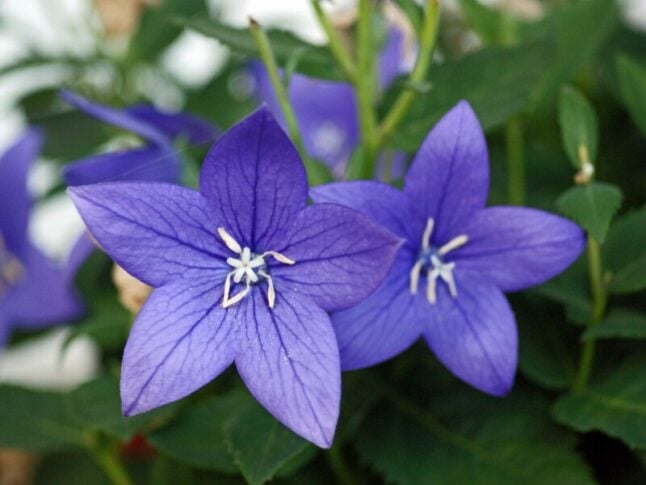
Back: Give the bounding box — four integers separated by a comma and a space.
409, 218, 468, 304
217, 227, 295, 309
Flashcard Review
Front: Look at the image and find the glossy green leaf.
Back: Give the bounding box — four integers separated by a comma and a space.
583, 309, 646, 340
556, 182, 623, 243
617, 54, 646, 135
558, 86, 598, 168
553, 357, 646, 448
224, 401, 311, 485
605, 205, 646, 294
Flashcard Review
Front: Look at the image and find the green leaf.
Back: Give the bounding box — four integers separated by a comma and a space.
458, 0, 506, 45
0, 386, 84, 451
605, 205, 646, 294
583, 309, 646, 340
224, 401, 311, 485
356, 391, 594, 484
148, 391, 247, 473
617, 54, 646, 135
391, 41, 551, 151
558, 86, 599, 168
553, 357, 646, 448
555, 182, 623, 243
178, 16, 339, 80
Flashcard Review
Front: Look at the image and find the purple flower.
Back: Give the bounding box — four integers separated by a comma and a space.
0, 129, 83, 348
61, 91, 216, 186
68, 107, 401, 447
254, 29, 406, 173
311, 101, 586, 396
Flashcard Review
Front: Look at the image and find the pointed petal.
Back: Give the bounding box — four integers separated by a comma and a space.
125, 104, 217, 146
199, 107, 307, 250
235, 289, 340, 448
404, 100, 489, 243
60, 90, 167, 146
121, 279, 236, 415
62, 147, 181, 186
6, 245, 83, 329
310, 181, 410, 238
423, 277, 517, 396
332, 248, 425, 370
455, 207, 585, 291
0, 129, 43, 256
273, 203, 402, 312
68, 183, 228, 287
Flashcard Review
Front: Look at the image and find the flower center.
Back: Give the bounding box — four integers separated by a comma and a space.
217, 227, 295, 309
409, 218, 468, 304
0, 234, 23, 297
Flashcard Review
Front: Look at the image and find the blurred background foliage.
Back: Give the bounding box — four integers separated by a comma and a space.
0, 0, 645, 484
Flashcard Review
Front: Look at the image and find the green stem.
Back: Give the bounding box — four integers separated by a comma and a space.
326, 443, 355, 485
89, 444, 132, 485
378, 0, 440, 145
573, 236, 607, 392
309, 0, 357, 82
505, 117, 525, 205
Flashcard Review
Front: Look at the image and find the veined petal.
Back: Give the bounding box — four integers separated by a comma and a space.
404, 100, 489, 243
273, 203, 402, 312
235, 289, 340, 448
69, 183, 228, 287
125, 104, 217, 146
0, 128, 43, 256
121, 279, 236, 415
423, 277, 517, 396
60, 90, 168, 147
62, 147, 180, 186
331, 248, 425, 370
199, 107, 307, 250
310, 181, 410, 238
454, 207, 585, 292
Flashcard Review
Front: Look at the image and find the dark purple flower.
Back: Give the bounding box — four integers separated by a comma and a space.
68, 107, 401, 447
60, 91, 216, 186
254, 29, 406, 173
311, 101, 585, 396
0, 129, 83, 348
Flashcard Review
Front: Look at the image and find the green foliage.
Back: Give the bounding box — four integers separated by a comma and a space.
458, 0, 506, 45
583, 309, 646, 340
617, 54, 646, 135
553, 357, 646, 449
558, 86, 599, 168
556, 182, 623, 243
604, 205, 646, 294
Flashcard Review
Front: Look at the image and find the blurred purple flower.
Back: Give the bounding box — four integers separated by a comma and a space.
68, 107, 401, 447
60, 90, 217, 186
312, 101, 586, 396
0, 129, 84, 348
254, 29, 407, 176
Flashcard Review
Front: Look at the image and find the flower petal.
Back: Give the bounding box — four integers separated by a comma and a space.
60, 90, 168, 146
423, 277, 517, 396
378, 28, 404, 89
63, 147, 180, 186
68, 183, 228, 287
404, 100, 489, 243
331, 248, 425, 370
454, 207, 585, 291
0, 128, 43, 256
199, 107, 307, 250
125, 104, 217, 146
235, 289, 340, 448
273, 203, 402, 312
121, 279, 236, 415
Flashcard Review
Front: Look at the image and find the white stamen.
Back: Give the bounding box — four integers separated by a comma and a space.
426, 268, 439, 303
409, 260, 423, 294
217, 227, 242, 254
422, 218, 434, 250
222, 280, 251, 308
259, 270, 275, 308
261, 251, 296, 265
437, 235, 468, 256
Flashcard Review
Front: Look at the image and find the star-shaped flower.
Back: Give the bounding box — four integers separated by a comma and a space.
311, 101, 586, 396
0, 129, 84, 348
61, 90, 216, 186
68, 107, 401, 447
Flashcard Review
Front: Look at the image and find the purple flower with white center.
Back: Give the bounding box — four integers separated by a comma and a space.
68, 107, 401, 447
254, 28, 407, 173
0, 129, 84, 348
61, 90, 216, 186
311, 101, 586, 396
